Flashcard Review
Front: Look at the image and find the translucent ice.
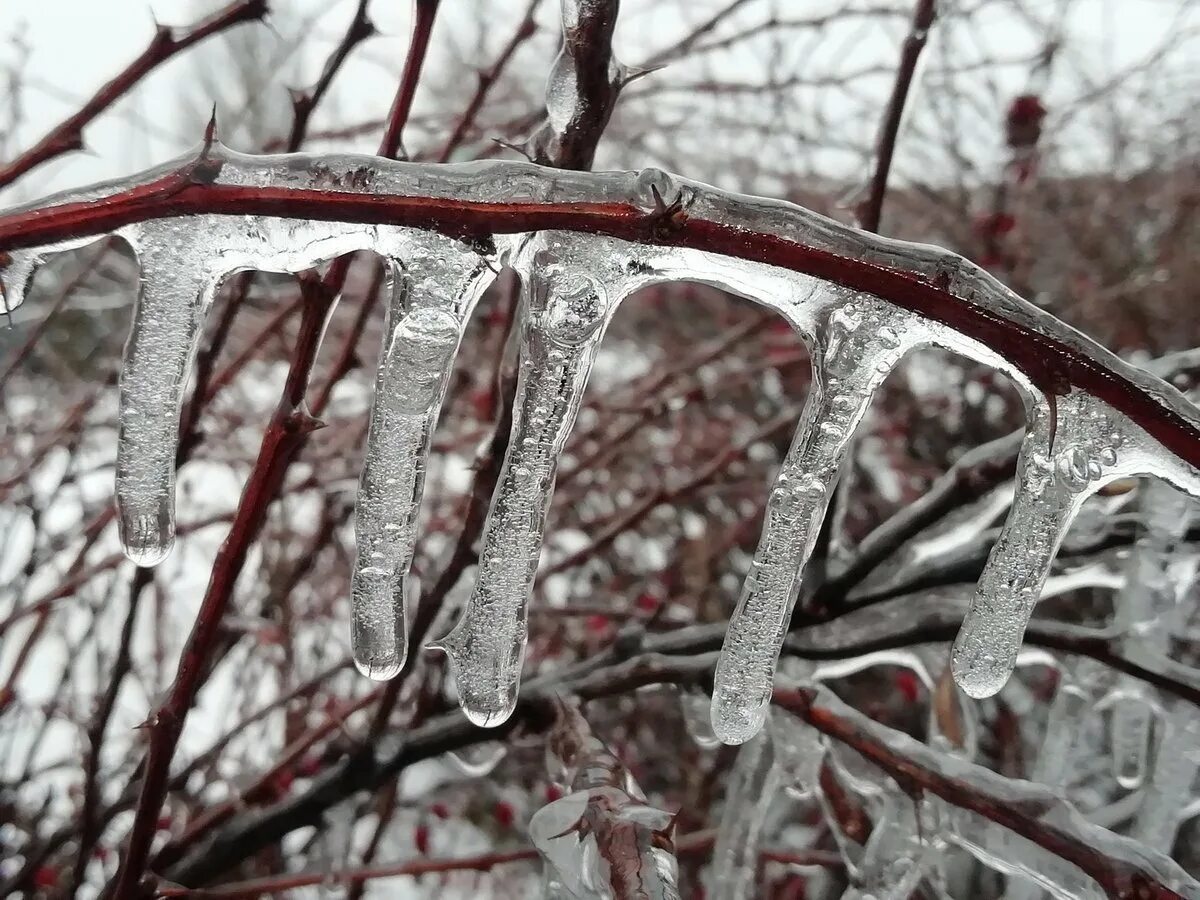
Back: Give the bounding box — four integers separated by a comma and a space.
713, 295, 924, 743
350, 241, 494, 680
431, 234, 649, 726
709, 719, 781, 900
952, 391, 1148, 698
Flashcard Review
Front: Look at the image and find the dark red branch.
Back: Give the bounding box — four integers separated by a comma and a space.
284, 0, 376, 155
378, 0, 441, 160
0, 0, 267, 188
856, 0, 937, 233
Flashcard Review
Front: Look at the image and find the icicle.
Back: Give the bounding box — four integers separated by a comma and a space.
1108, 479, 1195, 787
431, 235, 646, 727
713, 296, 919, 744
116, 240, 221, 566
679, 687, 720, 750
350, 243, 493, 680
1133, 700, 1200, 852
841, 789, 945, 900
709, 718, 782, 900
951, 391, 1139, 699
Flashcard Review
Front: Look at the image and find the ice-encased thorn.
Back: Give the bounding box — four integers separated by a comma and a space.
634, 167, 680, 214
352, 293, 463, 680
433, 247, 624, 727
116, 249, 219, 567
713, 297, 913, 744
952, 392, 1128, 699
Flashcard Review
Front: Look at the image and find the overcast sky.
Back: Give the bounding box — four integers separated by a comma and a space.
1, 0, 1196, 206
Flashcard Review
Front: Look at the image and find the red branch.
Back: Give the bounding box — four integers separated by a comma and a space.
0, 0, 267, 189
2, 166, 1198, 473
856, 0, 937, 232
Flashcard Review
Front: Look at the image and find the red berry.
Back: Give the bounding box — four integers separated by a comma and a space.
414, 823, 430, 855
545, 783, 564, 803
430, 801, 451, 820
155, 815, 172, 832
297, 755, 322, 777
635, 593, 659, 613
33, 866, 58, 889
585, 614, 610, 634
494, 800, 516, 828
894, 670, 920, 704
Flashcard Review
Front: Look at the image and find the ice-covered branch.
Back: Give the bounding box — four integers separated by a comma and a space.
772, 686, 1200, 900
5, 145, 1200, 740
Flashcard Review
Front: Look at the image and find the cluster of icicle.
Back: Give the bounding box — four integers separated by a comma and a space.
696, 648, 1200, 899
531, 699, 680, 899
5, 145, 1200, 749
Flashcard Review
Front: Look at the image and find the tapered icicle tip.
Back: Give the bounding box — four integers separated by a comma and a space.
350, 570, 414, 681
117, 501, 175, 568
426, 627, 520, 728
710, 682, 770, 746
950, 613, 1021, 699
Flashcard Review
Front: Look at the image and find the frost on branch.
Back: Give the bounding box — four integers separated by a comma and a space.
531, 699, 681, 899
4, 143, 1200, 744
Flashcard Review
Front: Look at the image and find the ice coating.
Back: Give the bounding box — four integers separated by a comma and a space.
1108, 479, 1195, 786
533, 699, 681, 900
708, 719, 782, 900
712, 294, 926, 744
1133, 701, 1200, 852
431, 233, 650, 726
350, 240, 495, 680
5, 145, 1200, 741
803, 685, 1200, 898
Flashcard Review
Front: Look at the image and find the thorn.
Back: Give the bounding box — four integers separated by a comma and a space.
288, 87, 311, 112
491, 137, 534, 163
203, 105, 220, 152
615, 61, 665, 90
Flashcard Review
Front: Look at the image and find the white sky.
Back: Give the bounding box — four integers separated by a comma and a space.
0, 0, 1196, 205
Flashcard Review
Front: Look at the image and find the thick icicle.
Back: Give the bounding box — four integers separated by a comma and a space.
116, 239, 221, 566
432, 234, 645, 726
350, 243, 493, 680
1108, 479, 1195, 787
952, 391, 1143, 699
713, 296, 921, 744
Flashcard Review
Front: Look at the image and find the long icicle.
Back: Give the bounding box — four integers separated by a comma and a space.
351, 241, 494, 679
116, 242, 220, 566
431, 235, 639, 726
952, 391, 1137, 699
712, 295, 916, 744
